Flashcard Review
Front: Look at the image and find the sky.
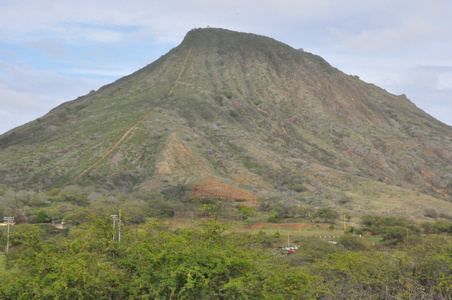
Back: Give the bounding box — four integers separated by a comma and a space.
1, 0, 451, 134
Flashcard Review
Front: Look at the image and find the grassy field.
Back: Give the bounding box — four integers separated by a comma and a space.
166, 217, 396, 250
170, 218, 346, 240
365, 235, 385, 245
244, 226, 344, 238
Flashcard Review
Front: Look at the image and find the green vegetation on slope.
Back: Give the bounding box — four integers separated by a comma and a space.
0, 27, 451, 217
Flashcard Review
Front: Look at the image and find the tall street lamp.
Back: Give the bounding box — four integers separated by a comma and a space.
3, 217, 14, 254
118, 219, 122, 243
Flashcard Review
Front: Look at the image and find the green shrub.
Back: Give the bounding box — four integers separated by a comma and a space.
36, 211, 50, 223
339, 234, 370, 251
313, 207, 339, 223
423, 208, 439, 218
236, 204, 255, 219
345, 226, 363, 235
212, 94, 223, 106
222, 90, 233, 99
229, 110, 239, 118
288, 184, 307, 192
268, 213, 280, 223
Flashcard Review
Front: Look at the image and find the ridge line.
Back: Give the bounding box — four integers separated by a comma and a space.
69, 47, 194, 184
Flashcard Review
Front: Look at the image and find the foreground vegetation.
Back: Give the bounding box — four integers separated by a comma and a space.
2, 185, 452, 298
1, 215, 452, 299
0, 219, 311, 299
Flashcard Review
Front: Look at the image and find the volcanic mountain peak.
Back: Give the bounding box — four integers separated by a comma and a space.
0, 27, 451, 217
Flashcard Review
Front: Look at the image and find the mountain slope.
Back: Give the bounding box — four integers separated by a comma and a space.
1, 28, 451, 216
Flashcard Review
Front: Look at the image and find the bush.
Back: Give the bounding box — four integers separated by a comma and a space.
339, 234, 370, 251
382, 226, 408, 244
288, 238, 344, 265
288, 184, 307, 192
212, 94, 223, 106
229, 110, 239, 119
36, 211, 50, 223
268, 213, 279, 223
268, 203, 297, 219
423, 208, 439, 219
345, 226, 363, 235
222, 90, 233, 99
236, 204, 255, 219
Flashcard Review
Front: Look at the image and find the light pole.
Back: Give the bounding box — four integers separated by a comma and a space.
3, 217, 14, 254
406, 228, 409, 247
343, 213, 347, 232
111, 215, 117, 241
118, 219, 122, 243
117, 209, 122, 243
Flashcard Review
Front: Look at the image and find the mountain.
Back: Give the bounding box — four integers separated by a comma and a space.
1, 28, 451, 217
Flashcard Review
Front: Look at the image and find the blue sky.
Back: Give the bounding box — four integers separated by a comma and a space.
1, 0, 451, 134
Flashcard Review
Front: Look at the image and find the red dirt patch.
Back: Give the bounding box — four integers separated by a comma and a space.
191, 176, 258, 202
248, 223, 312, 230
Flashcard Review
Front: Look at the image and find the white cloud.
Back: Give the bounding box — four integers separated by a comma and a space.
327, 15, 446, 54
0, 0, 451, 130
0, 60, 107, 134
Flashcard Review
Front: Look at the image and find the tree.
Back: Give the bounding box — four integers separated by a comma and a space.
383, 225, 408, 243
36, 211, 50, 223
268, 203, 297, 220
314, 207, 339, 223
236, 204, 255, 219
339, 234, 369, 251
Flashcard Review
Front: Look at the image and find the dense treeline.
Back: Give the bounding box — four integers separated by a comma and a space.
3, 185, 449, 229
0, 219, 311, 299
0, 185, 179, 225
0, 185, 342, 226
1, 218, 452, 299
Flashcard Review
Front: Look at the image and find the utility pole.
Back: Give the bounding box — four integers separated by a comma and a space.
343, 213, 347, 231
406, 228, 409, 247
118, 220, 122, 243
3, 217, 14, 254
118, 209, 122, 243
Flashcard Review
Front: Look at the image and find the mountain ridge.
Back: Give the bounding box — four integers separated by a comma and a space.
1, 27, 451, 217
